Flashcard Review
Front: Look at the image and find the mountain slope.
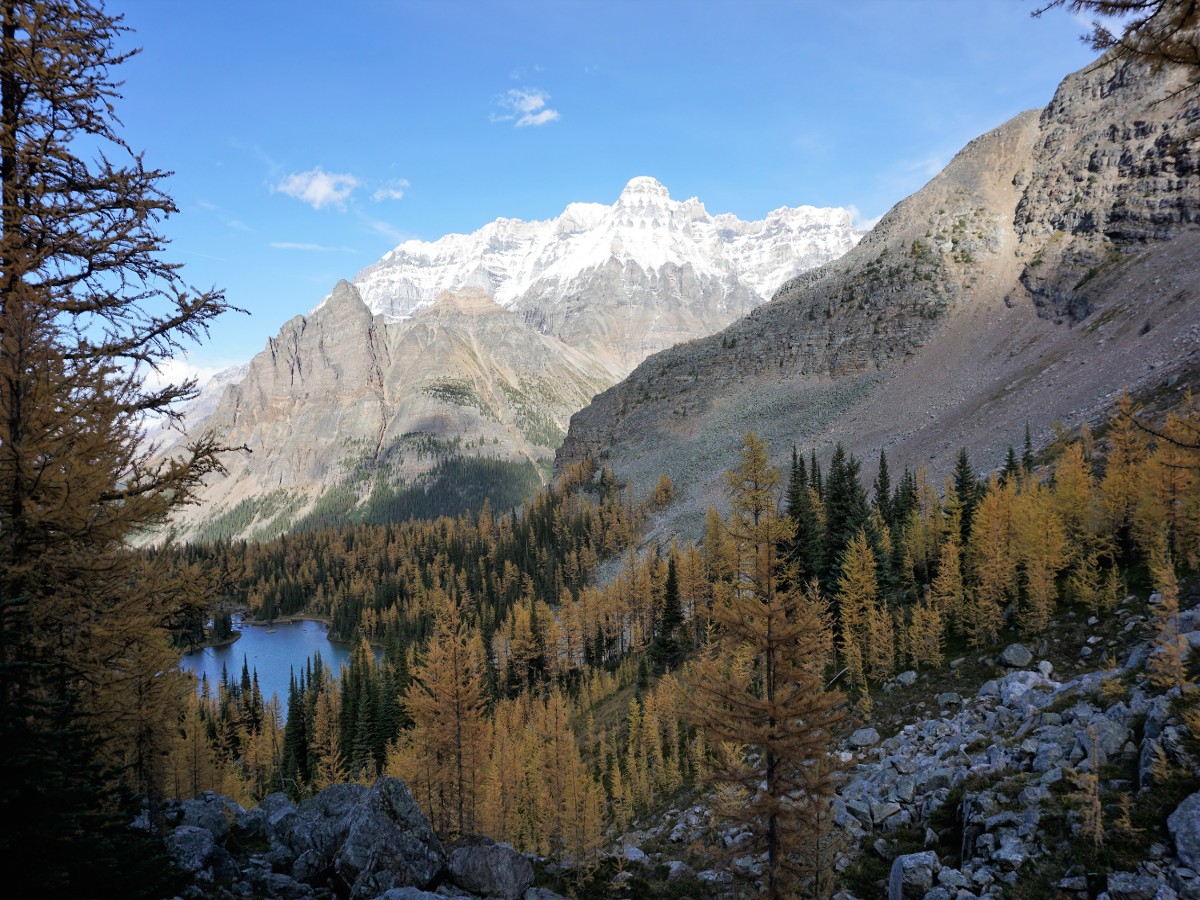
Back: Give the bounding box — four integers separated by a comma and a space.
166, 283, 619, 540
557, 55, 1200, 538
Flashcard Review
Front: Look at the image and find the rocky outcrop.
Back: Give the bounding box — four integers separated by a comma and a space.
556, 56, 1200, 542
159, 777, 559, 900
1013, 57, 1200, 320
162, 284, 621, 540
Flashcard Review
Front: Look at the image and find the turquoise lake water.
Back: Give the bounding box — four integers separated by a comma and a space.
180, 617, 354, 713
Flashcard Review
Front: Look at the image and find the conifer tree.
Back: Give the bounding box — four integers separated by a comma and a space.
873, 448, 893, 525
1013, 479, 1067, 634
685, 433, 844, 899
966, 476, 1016, 647
952, 448, 979, 543
822, 444, 870, 590
394, 592, 488, 837
649, 555, 684, 671
1148, 549, 1189, 690
836, 529, 878, 698
0, 1, 234, 888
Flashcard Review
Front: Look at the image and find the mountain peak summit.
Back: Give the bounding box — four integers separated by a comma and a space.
618, 175, 670, 200
352, 181, 861, 327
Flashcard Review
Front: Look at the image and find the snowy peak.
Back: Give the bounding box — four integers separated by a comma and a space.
352, 177, 861, 324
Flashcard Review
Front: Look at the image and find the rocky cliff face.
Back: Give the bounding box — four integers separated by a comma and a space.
165, 283, 619, 540
557, 56, 1200, 539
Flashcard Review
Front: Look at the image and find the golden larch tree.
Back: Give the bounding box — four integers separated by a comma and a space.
391, 591, 489, 837
684, 433, 844, 899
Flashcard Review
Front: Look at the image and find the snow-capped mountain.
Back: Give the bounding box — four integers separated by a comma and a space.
353, 176, 861, 333
161, 178, 862, 540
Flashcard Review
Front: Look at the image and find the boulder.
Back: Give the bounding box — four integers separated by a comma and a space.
1169, 790, 1200, 871
896, 670, 918, 687
1001, 644, 1033, 668
333, 777, 445, 900
887, 850, 940, 899
287, 782, 368, 883
850, 727, 881, 748
664, 860, 695, 881
167, 824, 218, 875
371, 890, 442, 900
621, 843, 648, 865
166, 824, 237, 886
180, 791, 245, 843
1106, 870, 1174, 900
447, 841, 534, 898
523, 889, 570, 900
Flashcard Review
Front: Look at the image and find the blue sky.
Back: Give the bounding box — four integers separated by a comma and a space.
112, 0, 1100, 381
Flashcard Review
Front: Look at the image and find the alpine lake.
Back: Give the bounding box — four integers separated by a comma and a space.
180, 616, 366, 713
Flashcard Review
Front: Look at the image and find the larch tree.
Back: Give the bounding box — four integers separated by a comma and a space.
966, 476, 1017, 647
393, 591, 489, 838
0, 1, 233, 892
684, 433, 844, 899
835, 528, 878, 701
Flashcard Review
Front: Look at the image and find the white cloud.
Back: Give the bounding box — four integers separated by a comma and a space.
846, 205, 883, 232
372, 178, 410, 202
274, 166, 360, 210
270, 241, 356, 253
140, 353, 226, 397
491, 88, 560, 127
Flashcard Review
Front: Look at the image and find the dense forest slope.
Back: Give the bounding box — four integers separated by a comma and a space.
556, 54, 1200, 539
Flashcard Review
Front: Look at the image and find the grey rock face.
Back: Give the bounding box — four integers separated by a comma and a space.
180, 791, 244, 843
887, 850, 940, 899
1106, 870, 1174, 900
448, 842, 534, 898
371, 889, 442, 900
556, 55, 1200, 552
1169, 790, 1200, 872
333, 778, 445, 900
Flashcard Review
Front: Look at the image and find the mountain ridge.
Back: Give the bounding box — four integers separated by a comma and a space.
556, 55, 1200, 540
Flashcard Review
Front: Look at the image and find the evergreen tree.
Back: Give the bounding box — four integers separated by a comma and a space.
785, 450, 823, 585
873, 449, 893, 525
786, 445, 807, 517
1002, 445, 1022, 485
1023, 422, 1036, 474
649, 556, 684, 672
821, 444, 870, 591
952, 447, 979, 544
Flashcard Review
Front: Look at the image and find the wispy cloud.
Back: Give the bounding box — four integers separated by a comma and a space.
226, 219, 254, 232
274, 166, 360, 210
372, 178, 410, 202
270, 241, 356, 253
508, 65, 544, 80
845, 205, 883, 232
491, 87, 560, 127
361, 216, 413, 245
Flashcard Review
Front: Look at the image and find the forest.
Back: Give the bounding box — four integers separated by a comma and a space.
162, 392, 1200, 895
